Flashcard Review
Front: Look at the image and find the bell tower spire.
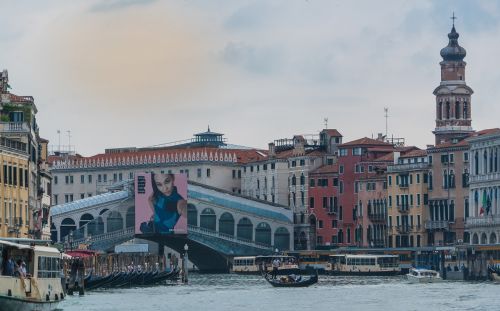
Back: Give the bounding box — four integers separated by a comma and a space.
432, 15, 473, 145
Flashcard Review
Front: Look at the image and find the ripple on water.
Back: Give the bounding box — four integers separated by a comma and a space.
58, 274, 500, 311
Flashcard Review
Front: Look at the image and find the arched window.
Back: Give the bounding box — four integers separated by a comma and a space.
274, 227, 290, 251
187, 204, 198, 226
264, 177, 268, 189
438, 102, 443, 120
255, 222, 271, 246
291, 175, 296, 186
495, 148, 499, 172
484, 150, 488, 174
475, 152, 479, 175
79, 213, 94, 228
490, 149, 494, 173
60, 218, 76, 242
237, 217, 253, 241
125, 206, 134, 228
107, 211, 123, 232
446, 102, 450, 119
455, 101, 460, 119
463, 102, 468, 119
300, 174, 305, 185
200, 208, 216, 231
443, 170, 448, 189
219, 212, 234, 236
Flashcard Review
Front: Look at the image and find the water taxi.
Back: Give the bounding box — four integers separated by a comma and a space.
232, 255, 300, 275
406, 268, 442, 283
0, 240, 65, 311
326, 254, 401, 276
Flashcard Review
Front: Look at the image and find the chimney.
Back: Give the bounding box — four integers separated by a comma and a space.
268, 142, 276, 157
393, 151, 400, 165
377, 133, 385, 141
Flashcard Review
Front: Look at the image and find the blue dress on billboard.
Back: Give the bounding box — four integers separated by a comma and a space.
140, 187, 184, 234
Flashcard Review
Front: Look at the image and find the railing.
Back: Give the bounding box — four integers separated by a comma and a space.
398, 183, 409, 188
469, 173, 500, 183
188, 225, 273, 251
396, 225, 412, 233
368, 214, 386, 222
369, 239, 385, 247
397, 205, 409, 213
0, 122, 31, 133
387, 163, 430, 173
466, 215, 500, 228
424, 220, 449, 230
71, 227, 135, 248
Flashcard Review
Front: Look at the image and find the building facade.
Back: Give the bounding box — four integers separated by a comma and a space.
49, 130, 267, 205
387, 150, 430, 247
337, 137, 394, 246
0, 69, 49, 239
465, 129, 500, 245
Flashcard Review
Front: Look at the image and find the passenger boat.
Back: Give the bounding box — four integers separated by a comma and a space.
326, 254, 401, 276
406, 268, 442, 283
264, 270, 318, 288
232, 255, 300, 275
0, 240, 65, 311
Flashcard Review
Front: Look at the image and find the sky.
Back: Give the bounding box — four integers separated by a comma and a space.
1, 0, 500, 156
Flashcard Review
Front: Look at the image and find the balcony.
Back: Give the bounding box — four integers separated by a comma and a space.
469, 173, 500, 184
424, 220, 449, 230
398, 183, 409, 189
368, 238, 385, 248
327, 207, 337, 215
466, 215, 500, 229
368, 213, 386, 222
387, 163, 430, 173
396, 225, 412, 234
397, 205, 410, 213
0, 122, 31, 134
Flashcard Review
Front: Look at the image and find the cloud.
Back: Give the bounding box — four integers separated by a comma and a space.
221, 42, 285, 75
89, 0, 158, 13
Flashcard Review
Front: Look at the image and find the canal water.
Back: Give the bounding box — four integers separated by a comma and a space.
58, 274, 500, 311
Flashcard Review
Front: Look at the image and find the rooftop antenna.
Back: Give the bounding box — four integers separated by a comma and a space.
57, 130, 61, 152
324, 118, 328, 129
67, 130, 71, 153
384, 107, 389, 138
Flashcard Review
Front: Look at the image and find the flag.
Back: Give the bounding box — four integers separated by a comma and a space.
486, 192, 492, 216
481, 192, 488, 217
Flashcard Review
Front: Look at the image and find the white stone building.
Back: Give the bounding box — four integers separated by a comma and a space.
466, 129, 500, 245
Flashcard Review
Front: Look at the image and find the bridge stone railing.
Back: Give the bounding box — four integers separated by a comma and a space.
188, 225, 274, 251
71, 227, 135, 250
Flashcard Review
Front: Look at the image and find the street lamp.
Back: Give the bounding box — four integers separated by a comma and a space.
69, 231, 74, 251
183, 244, 189, 284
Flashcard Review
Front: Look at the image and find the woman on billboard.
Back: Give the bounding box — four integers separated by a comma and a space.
140, 173, 187, 234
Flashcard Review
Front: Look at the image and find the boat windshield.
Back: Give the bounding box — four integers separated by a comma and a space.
0, 241, 34, 278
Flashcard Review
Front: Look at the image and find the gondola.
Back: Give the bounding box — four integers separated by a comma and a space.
264, 270, 318, 288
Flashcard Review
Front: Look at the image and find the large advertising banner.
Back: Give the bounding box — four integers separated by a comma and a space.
135, 173, 188, 235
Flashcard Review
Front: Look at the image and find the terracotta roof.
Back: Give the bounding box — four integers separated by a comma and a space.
339, 137, 393, 147
48, 147, 267, 165
400, 149, 427, 158
310, 164, 339, 175
7, 93, 34, 103
432, 128, 500, 150
396, 146, 420, 153
322, 129, 343, 137
373, 153, 394, 162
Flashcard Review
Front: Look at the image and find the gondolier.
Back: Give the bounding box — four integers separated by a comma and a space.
272, 258, 280, 279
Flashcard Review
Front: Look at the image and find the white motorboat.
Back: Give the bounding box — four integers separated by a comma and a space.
407, 268, 442, 283
0, 240, 65, 311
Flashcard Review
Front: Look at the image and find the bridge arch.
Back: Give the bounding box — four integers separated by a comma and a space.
60, 218, 76, 241
274, 227, 290, 251
200, 208, 216, 231
237, 217, 253, 241
219, 212, 235, 236
255, 222, 271, 246
107, 211, 124, 232
187, 204, 198, 226
99, 208, 109, 215
79, 213, 94, 228
88, 216, 105, 236
125, 206, 135, 228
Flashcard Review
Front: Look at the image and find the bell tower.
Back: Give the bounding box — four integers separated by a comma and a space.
432, 16, 474, 145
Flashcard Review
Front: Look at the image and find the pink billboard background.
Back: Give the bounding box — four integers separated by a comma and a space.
135, 172, 187, 235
